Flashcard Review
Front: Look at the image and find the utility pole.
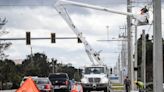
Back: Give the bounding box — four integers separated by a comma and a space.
118, 55, 121, 83
52, 58, 55, 73
30, 46, 34, 66
134, 26, 138, 83
153, 0, 163, 92
119, 25, 127, 83
127, 0, 134, 90
141, 30, 146, 92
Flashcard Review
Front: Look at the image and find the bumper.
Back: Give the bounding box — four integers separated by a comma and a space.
53, 85, 69, 90
82, 83, 108, 89
40, 89, 52, 92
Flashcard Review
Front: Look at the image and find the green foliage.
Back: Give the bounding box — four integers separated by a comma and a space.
21, 53, 50, 77
0, 42, 12, 59
0, 52, 81, 90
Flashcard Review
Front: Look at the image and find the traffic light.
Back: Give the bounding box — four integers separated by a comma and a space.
110, 68, 112, 74
26, 32, 31, 45
51, 33, 56, 43
77, 37, 82, 43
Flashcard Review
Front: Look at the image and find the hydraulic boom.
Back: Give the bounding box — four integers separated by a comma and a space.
55, 0, 149, 65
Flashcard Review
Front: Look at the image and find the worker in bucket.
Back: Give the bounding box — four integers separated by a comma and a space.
133, 7, 149, 25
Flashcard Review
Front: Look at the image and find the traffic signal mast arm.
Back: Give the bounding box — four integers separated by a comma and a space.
55, 1, 103, 65
55, 0, 149, 25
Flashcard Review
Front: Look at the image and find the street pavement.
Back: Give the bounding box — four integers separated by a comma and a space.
0, 89, 16, 92
0, 90, 125, 92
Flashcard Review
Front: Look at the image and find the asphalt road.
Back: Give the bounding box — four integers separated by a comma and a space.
0, 90, 123, 92
0, 89, 16, 92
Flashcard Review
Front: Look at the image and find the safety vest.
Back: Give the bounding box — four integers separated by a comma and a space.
136, 81, 144, 89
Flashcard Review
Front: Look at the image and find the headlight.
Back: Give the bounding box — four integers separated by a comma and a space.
81, 77, 88, 83
101, 78, 108, 83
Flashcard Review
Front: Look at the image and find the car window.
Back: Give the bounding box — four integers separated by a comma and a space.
23, 78, 27, 81
49, 74, 67, 79
36, 79, 49, 84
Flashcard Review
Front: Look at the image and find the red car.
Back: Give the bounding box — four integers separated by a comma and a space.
35, 77, 53, 92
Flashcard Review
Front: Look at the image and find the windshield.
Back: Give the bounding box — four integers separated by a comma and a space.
36, 79, 50, 84
84, 67, 105, 74
49, 74, 68, 79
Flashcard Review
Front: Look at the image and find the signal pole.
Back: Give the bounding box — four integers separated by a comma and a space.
134, 26, 138, 84
127, 0, 134, 90
153, 0, 163, 92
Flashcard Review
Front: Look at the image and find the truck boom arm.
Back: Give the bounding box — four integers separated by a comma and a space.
55, 1, 103, 65
56, 0, 133, 16
55, 0, 149, 65
55, 0, 149, 25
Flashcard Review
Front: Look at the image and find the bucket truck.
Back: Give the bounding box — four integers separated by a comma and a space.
55, 0, 149, 92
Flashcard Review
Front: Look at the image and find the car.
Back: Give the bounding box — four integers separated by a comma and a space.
35, 77, 53, 92
48, 73, 70, 92
20, 76, 38, 86
70, 82, 83, 92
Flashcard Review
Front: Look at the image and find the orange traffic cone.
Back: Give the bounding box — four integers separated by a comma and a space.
16, 77, 40, 92
71, 84, 78, 92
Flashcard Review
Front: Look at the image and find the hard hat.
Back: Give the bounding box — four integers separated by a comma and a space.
141, 7, 148, 13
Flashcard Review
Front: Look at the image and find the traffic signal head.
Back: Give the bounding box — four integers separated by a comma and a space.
51, 33, 56, 43
110, 68, 112, 74
26, 32, 31, 45
77, 37, 82, 43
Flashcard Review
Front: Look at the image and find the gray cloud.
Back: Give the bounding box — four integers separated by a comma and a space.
1, 0, 164, 67
0, 0, 126, 6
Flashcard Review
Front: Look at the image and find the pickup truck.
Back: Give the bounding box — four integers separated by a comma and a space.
48, 73, 70, 92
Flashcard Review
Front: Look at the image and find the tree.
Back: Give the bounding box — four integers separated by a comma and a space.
0, 59, 20, 89
0, 18, 11, 60
21, 53, 51, 77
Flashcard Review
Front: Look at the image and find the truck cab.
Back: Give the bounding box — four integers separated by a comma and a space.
81, 65, 111, 92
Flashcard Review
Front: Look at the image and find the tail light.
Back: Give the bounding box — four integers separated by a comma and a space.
65, 80, 68, 85
45, 84, 51, 90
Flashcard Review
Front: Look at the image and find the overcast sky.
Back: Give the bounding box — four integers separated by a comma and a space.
0, 0, 163, 68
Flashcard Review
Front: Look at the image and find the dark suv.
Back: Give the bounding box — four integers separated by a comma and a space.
48, 73, 70, 92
